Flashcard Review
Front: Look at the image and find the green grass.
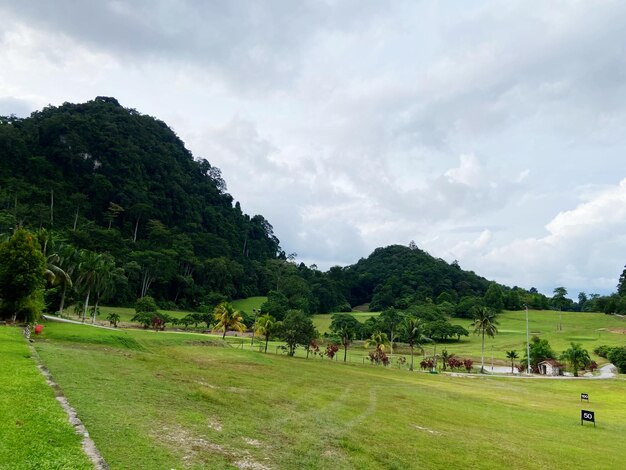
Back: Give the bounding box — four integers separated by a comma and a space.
313, 311, 380, 334
0, 326, 92, 470
29, 321, 626, 469
232, 296, 267, 315
431, 309, 626, 366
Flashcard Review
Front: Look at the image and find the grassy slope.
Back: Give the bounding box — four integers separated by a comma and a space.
33, 322, 626, 470
0, 326, 92, 470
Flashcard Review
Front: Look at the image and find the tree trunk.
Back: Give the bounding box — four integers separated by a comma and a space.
92, 292, 100, 325
222, 328, 227, 339
343, 342, 348, 363
480, 330, 485, 373
410, 345, 414, 371
59, 284, 67, 315
82, 289, 91, 322
133, 217, 140, 242
73, 206, 79, 230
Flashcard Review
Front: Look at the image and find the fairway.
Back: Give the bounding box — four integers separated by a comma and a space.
24, 321, 626, 469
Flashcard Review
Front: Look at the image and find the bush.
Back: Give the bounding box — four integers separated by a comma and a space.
593, 345, 616, 359
608, 347, 626, 374
135, 296, 158, 314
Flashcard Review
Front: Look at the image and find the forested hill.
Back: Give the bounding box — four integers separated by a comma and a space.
0, 97, 536, 317
344, 244, 491, 310
0, 97, 281, 306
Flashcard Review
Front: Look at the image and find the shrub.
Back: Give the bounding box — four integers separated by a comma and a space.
608, 347, 626, 374
593, 345, 616, 359
325, 343, 339, 360
135, 296, 158, 314
463, 358, 474, 373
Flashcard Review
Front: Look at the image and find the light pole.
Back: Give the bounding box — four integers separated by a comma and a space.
525, 304, 531, 374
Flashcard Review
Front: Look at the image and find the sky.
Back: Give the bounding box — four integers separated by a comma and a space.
1, 0, 626, 297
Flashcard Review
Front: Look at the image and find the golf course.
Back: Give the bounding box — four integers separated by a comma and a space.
3, 308, 626, 469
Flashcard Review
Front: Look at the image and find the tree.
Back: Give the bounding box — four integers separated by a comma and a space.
76, 250, 105, 322
213, 302, 246, 339
279, 310, 317, 356
483, 284, 504, 312
107, 312, 120, 327
329, 313, 361, 363
365, 331, 390, 365
560, 343, 590, 377
378, 308, 403, 360
471, 307, 499, 373
400, 317, 432, 371
90, 253, 118, 324
0, 228, 46, 322
505, 350, 519, 373
618, 266, 626, 297
524, 335, 556, 371
256, 314, 277, 353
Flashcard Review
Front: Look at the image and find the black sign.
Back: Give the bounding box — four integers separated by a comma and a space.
581, 410, 595, 427
581, 393, 589, 402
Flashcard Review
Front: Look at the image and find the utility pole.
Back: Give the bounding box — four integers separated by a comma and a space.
525, 304, 531, 374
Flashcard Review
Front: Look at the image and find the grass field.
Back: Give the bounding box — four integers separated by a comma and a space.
21, 321, 626, 469
0, 326, 92, 470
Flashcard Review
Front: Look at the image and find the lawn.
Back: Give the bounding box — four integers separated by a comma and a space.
426, 309, 626, 367
29, 321, 626, 469
0, 326, 92, 470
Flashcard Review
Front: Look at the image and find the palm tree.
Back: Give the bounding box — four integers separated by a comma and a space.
365, 331, 389, 351
400, 317, 432, 371
76, 250, 104, 322
506, 350, 519, 373
90, 253, 117, 324
365, 331, 390, 365
213, 302, 246, 339
55, 244, 80, 316
256, 314, 277, 353
472, 307, 499, 373
560, 343, 591, 377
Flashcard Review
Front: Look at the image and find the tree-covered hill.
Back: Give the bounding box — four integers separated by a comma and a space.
343, 244, 491, 310
0, 97, 280, 307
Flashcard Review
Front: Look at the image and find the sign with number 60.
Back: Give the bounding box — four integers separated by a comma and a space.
581, 410, 595, 427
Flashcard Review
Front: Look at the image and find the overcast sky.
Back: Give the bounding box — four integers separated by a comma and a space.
2, 0, 626, 297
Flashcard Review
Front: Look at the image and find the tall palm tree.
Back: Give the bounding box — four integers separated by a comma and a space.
506, 350, 519, 374
55, 243, 80, 316
213, 302, 246, 339
472, 307, 499, 373
76, 250, 104, 322
91, 253, 117, 324
400, 317, 432, 371
255, 313, 276, 353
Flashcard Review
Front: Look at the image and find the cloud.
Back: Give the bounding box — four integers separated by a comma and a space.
1, 0, 626, 295
455, 179, 626, 294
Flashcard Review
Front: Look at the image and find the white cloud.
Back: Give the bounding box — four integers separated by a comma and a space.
1, 0, 626, 294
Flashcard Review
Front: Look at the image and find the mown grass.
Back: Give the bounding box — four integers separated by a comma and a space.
423, 310, 626, 366
0, 326, 92, 470
31, 321, 626, 469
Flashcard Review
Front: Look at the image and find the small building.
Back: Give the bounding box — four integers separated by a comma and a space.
538, 359, 563, 376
